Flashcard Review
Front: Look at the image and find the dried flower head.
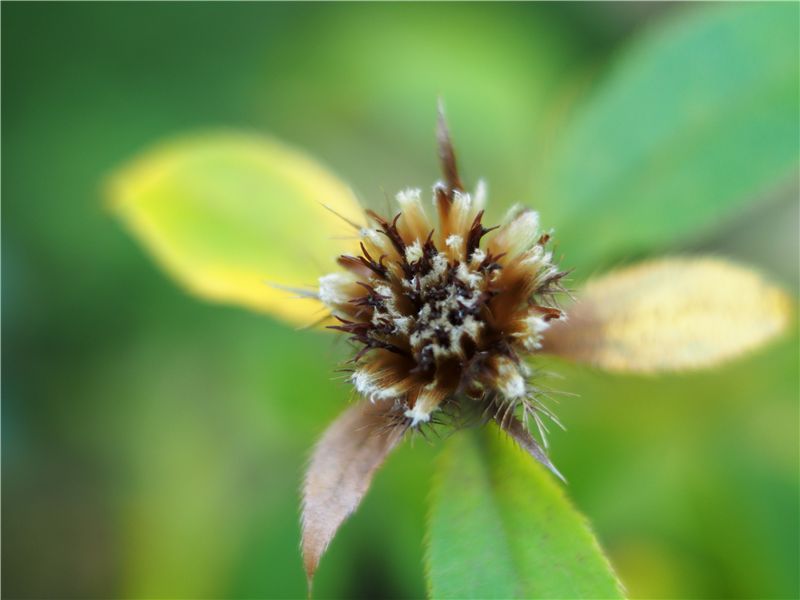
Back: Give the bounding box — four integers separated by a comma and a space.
319, 110, 566, 452
302, 107, 575, 589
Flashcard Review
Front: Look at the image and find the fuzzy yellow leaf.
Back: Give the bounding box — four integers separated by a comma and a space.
109, 132, 364, 325
543, 258, 793, 373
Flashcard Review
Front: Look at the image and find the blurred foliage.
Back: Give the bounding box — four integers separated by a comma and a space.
539, 3, 800, 273
109, 132, 364, 324
2, 2, 798, 599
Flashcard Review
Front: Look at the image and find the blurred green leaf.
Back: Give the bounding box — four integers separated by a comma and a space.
109, 132, 364, 325
540, 3, 800, 270
266, 4, 580, 213
426, 426, 624, 599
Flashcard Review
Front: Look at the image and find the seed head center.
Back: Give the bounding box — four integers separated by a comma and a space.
319, 180, 565, 428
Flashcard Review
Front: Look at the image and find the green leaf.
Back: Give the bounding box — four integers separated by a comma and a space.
269, 4, 580, 210
109, 132, 364, 325
540, 3, 799, 271
426, 426, 625, 599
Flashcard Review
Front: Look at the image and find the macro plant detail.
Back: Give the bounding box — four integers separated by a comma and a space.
4, 1, 798, 598
318, 113, 567, 450
111, 108, 792, 597
303, 111, 573, 585
101, 6, 798, 599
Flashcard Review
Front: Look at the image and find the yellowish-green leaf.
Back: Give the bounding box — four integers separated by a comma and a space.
543, 258, 793, 373
109, 132, 364, 325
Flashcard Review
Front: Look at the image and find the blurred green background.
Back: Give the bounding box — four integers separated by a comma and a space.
3, 3, 798, 599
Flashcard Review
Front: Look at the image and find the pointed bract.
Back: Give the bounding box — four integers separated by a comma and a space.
301, 400, 407, 590
436, 100, 463, 194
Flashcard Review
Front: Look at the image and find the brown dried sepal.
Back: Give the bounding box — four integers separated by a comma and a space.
301, 399, 407, 591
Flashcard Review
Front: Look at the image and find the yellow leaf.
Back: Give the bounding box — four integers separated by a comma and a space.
542, 258, 793, 373
108, 131, 364, 325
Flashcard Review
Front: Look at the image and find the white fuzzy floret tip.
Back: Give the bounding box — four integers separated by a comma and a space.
404, 405, 431, 427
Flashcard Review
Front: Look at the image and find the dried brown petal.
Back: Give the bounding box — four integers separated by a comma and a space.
542, 257, 793, 373
301, 400, 407, 590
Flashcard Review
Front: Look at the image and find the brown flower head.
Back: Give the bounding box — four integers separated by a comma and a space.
319, 108, 567, 465
301, 108, 573, 589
